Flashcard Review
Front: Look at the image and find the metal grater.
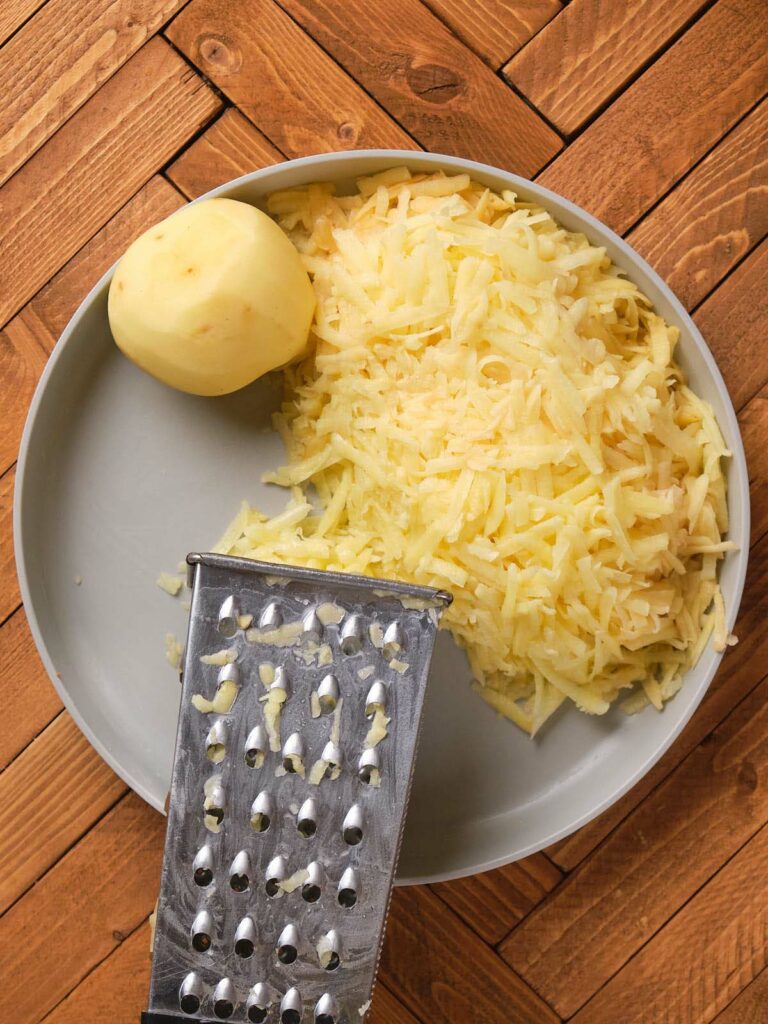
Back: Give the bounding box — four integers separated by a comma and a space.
141, 552, 451, 1024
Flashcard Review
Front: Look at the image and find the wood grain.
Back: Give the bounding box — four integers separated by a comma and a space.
741, 385, 768, 548
276, 0, 562, 175
0, 0, 46, 46
502, 654, 768, 1018
0, 36, 220, 328
431, 852, 563, 944
424, 0, 561, 67
0, 608, 62, 771
0, 793, 163, 1024
712, 966, 768, 1024
571, 820, 768, 1024
167, 0, 415, 158
538, 0, 768, 234
629, 100, 768, 312
547, 526, 768, 871
0, 315, 48, 474
695, 238, 768, 412
0, 467, 18, 621
506, 0, 710, 135
382, 886, 559, 1023
167, 108, 284, 200
0, 712, 126, 914
0, 0, 186, 186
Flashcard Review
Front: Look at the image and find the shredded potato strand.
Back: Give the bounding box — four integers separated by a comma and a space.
217, 169, 732, 734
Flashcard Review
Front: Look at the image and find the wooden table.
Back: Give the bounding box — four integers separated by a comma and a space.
1, 1, 766, 1021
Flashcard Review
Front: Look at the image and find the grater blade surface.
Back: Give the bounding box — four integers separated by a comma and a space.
142, 553, 451, 1024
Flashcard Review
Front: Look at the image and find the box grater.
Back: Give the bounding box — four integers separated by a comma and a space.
141, 552, 451, 1024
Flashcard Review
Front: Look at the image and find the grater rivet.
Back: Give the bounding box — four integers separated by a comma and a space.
340, 613, 365, 655
190, 909, 214, 953
301, 861, 323, 903
234, 916, 257, 958
179, 972, 203, 1014
315, 992, 338, 1024
337, 866, 359, 908
229, 850, 251, 892
217, 597, 240, 638
365, 680, 387, 718
317, 673, 340, 714
244, 724, 268, 769
259, 600, 282, 630
192, 845, 215, 887
280, 987, 302, 1024
342, 803, 364, 846
213, 978, 236, 1019
265, 854, 288, 897
316, 929, 341, 971
250, 790, 274, 833
246, 983, 271, 1023
382, 621, 404, 659
281, 732, 305, 776
296, 797, 318, 838
205, 719, 228, 764
302, 608, 323, 643
276, 924, 300, 965
358, 746, 381, 787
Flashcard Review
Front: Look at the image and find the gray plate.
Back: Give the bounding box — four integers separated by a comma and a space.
14, 151, 750, 884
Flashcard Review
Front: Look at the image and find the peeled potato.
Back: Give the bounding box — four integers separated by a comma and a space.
108, 198, 315, 396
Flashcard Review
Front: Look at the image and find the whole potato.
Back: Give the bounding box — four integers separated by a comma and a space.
108, 198, 315, 396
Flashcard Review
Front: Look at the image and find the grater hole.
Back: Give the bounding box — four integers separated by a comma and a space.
235, 937, 254, 958
207, 807, 224, 825
245, 748, 264, 769
297, 817, 316, 838
180, 994, 200, 1015
231, 872, 249, 893
281, 1012, 300, 1024
316, 1016, 334, 1024
251, 812, 270, 833
338, 888, 357, 909
340, 636, 362, 656
343, 824, 363, 846
194, 866, 213, 887
192, 932, 211, 953
322, 952, 340, 972
359, 765, 375, 785
214, 999, 234, 1019
302, 882, 321, 903
248, 1008, 268, 1024
277, 943, 298, 965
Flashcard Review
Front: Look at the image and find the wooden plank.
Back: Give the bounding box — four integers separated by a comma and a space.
505, 0, 710, 135
430, 852, 563, 944
370, 984, 423, 1024
741, 386, 768, 547
44, 922, 153, 1024
381, 886, 559, 1023
0, 711, 126, 915
537, 0, 768, 235
695, 238, 768, 412
0, 792, 163, 1024
0, 36, 221, 328
0, 315, 48, 474
628, 100, 768, 312
167, 108, 283, 200
570, 820, 768, 1024
0, 467, 18, 621
0, 0, 47, 47
424, 0, 561, 68
0, 0, 186, 186
0, 607, 62, 771
26, 174, 184, 343
166, 0, 415, 158
711, 966, 768, 1024
275, 0, 562, 175
502, 639, 768, 1018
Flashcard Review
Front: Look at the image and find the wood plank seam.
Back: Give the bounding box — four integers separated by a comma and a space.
0, 0, 49, 50
493, 65, 565, 141
496, 663, 768, 959
260, 1, 424, 152
569, 816, 768, 1021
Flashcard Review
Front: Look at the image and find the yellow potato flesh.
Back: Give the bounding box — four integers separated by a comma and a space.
108, 198, 315, 396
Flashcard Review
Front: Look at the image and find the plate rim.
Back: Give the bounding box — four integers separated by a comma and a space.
14, 149, 751, 885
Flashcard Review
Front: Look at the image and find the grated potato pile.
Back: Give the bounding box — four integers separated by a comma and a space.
214, 168, 735, 735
